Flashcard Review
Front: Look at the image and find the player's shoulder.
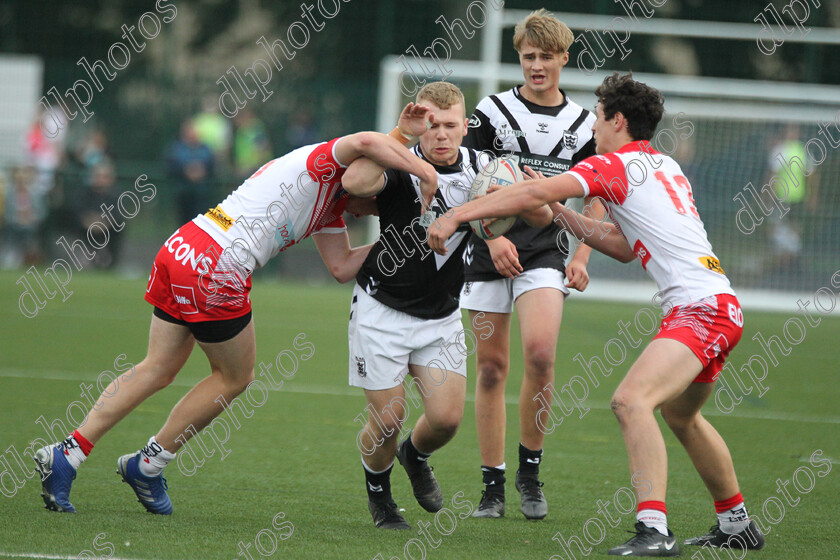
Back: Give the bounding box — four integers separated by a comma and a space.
571, 152, 625, 176
475, 87, 519, 117
461, 146, 492, 170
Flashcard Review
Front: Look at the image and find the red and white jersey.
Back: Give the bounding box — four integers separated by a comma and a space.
193, 137, 348, 271
567, 140, 734, 310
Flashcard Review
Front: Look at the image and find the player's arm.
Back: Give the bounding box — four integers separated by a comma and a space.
335, 131, 437, 202
479, 165, 553, 278
340, 103, 436, 201
550, 202, 635, 263
562, 197, 605, 291
427, 174, 582, 254
313, 231, 374, 284
428, 173, 584, 254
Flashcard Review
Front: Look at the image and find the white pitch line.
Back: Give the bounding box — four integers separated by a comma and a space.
0, 553, 143, 560
2, 368, 839, 425
800, 456, 840, 465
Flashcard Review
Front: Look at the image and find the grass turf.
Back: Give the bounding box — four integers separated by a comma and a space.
1, 270, 838, 559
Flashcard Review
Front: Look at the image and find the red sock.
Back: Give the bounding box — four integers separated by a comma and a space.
715, 492, 743, 513
715, 492, 749, 534
637, 500, 668, 535
73, 430, 94, 456
638, 500, 667, 514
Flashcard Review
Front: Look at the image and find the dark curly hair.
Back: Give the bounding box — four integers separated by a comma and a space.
594, 73, 665, 141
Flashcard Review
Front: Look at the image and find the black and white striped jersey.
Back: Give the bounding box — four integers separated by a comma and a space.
463, 86, 596, 281
356, 145, 491, 319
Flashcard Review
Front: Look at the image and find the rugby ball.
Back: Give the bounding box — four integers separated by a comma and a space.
469, 156, 521, 240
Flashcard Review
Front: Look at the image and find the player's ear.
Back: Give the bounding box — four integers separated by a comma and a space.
560, 50, 569, 67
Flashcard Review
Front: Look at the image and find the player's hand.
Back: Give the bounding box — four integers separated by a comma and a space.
419, 176, 439, 214
523, 165, 547, 180
398, 102, 434, 138
427, 210, 458, 255
486, 236, 522, 278
564, 259, 590, 292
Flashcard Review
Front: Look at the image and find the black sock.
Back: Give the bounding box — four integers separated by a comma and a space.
518, 443, 543, 476
403, 432, 431, 465
363, 463, 393, 502
481, 466, 506, 492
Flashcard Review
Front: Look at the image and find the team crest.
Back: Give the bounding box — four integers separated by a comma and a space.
355, 356, 367, 377
468, 115, 481, 128
562, 129, 579, 150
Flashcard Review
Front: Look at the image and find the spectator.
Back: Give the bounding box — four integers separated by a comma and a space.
233, 108, 272, 180
193, 95, 232, 163
25, 110, 66, 196
166, 119, 215, 225
765, 124, 819, 270
1, 166, 46, 268
285, 108, 319, 150
73, 162, 122, 269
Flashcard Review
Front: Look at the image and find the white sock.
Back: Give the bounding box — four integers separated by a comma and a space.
138, 437, 176, 477
58, 436, 87, 470
718, 502, 750, 534
637, 508, 669, 536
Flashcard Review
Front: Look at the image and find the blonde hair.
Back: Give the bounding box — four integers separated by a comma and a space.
513, 9, 574, 53
416, 81, 465, 111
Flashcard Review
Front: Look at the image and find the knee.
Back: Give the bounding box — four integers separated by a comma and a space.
524, 343, 555, 382
138, 359, 180, 390
661, 406, 697, 438
476, 357, 508, 391
226, 370, 255, 397
374, 408, 407, 439
428, 411, 462, 439
610, 390, 642, 425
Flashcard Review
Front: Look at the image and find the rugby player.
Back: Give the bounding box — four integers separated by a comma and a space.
34, 127, 438, 515
428, 73, 765, 556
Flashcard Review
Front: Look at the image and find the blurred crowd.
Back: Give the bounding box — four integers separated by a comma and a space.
0, 99, 319, 271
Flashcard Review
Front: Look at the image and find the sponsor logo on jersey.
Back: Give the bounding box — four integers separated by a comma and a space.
276, 221, 295, 250
633, 239, 652, 269
537, 122, 549, 134
463, 281, 472, 295
699, 256, 725, 274
205, 205, 235, 232
355, 356, 367, 378
468, 115, 481, 128
497, 123, 526, 138
519, 155, 571, 177
563, 129, 579, 150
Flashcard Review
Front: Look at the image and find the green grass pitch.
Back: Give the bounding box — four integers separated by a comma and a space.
1, 270, 838, 559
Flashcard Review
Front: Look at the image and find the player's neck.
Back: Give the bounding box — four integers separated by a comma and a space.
518, 85, 564, 107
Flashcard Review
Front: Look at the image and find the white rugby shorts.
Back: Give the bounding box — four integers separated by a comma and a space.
460, 267, 569, 314
348, 284, 468, 390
